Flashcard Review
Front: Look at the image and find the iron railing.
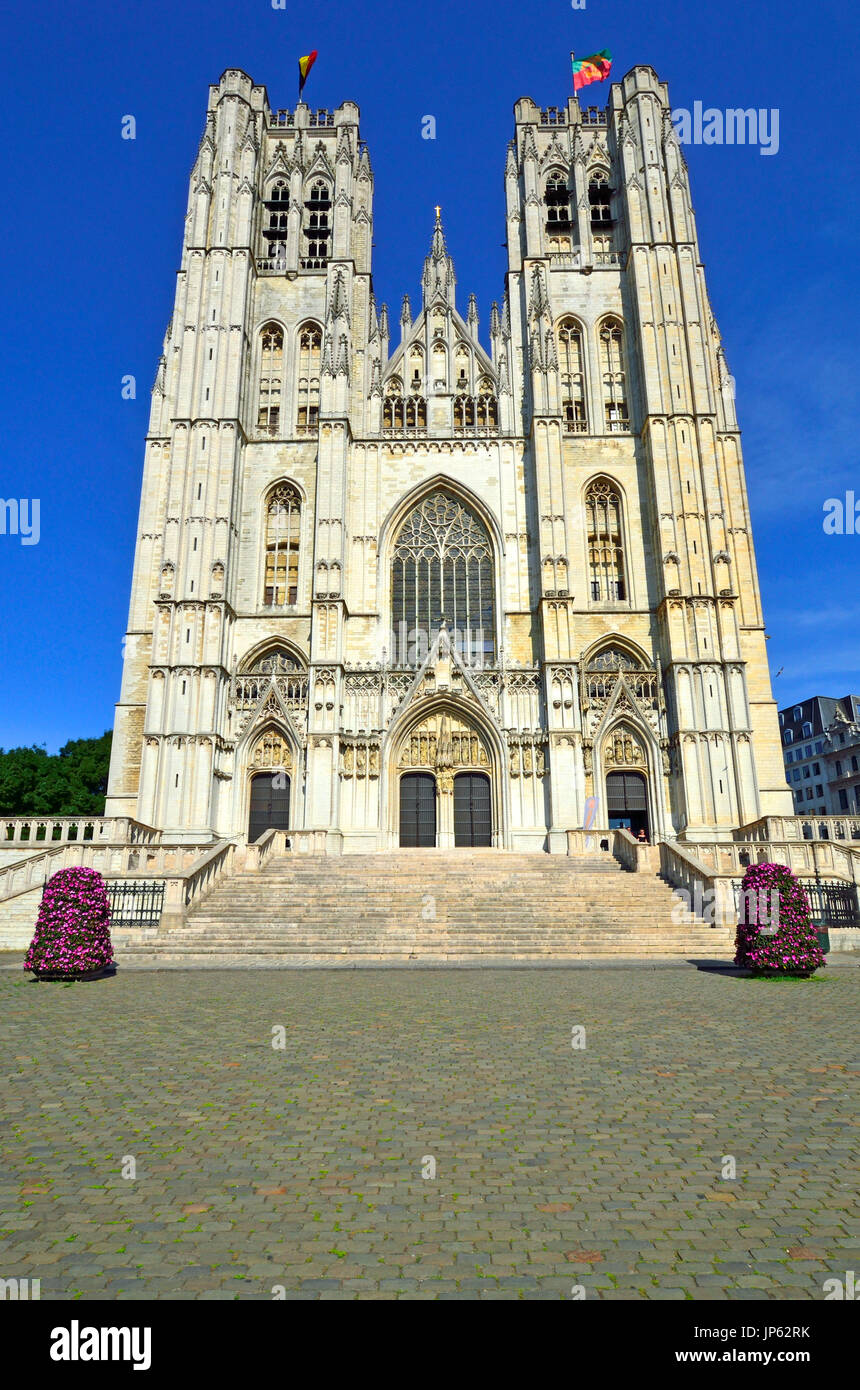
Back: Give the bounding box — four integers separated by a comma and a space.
106, 881, 165, 928
733, 878, 860, 929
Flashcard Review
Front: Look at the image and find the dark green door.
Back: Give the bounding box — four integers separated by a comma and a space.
399, 773, 436, 847
454, 772, 492, 847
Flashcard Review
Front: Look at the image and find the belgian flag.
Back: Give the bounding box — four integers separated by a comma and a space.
298, 51, 318, 98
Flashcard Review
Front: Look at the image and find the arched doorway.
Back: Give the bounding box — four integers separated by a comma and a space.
399, 773, 436, 847
248, 772, 291, 843
454, 772, 492, 846
606, 770, 649, 839
246, 728, 293, 843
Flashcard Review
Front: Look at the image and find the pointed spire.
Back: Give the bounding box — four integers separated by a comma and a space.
370, 358, 382, 397
490, 301, 501, 338
544, 327, 558, 371
336, 333, 350, 380
467, 294, 479, 340
422, 206, 457, 311
368, 293, 379, 343
400, 293, 412, 342
321, 331, 335, 376
379, 302, 390, 346
501, 290, 511, 340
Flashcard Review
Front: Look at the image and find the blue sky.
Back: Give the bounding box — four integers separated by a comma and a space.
0, 0, 857, 751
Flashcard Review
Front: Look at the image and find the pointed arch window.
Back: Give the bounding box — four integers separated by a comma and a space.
391, 491, 496, 664
262, 179, 290, 261
544, 170, 571, 228
296, 323, 321, 433
383, 378, 425, 431
586, 479, 626, 603
257, 323, 284, 436
558, 319, 587, 432
599, 318, 629, 431
302, 180, 331, 268
263, 484, 301, 607
588, 169, 613, 223
476, 379, 497, 428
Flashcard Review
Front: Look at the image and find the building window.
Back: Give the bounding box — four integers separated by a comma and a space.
391, 491, 495, 665
803, 766, 810, 779
544, 171, 571, 228
453, 383, 498, 431
792, 769, 801, 782
262, 180, 289, 261
815, 784, 823, 797
384, 378, 426, 430
805, 788, 813, 800
586, 478, 626, 603
257, 323, 284, 436
296, 323, 321, 432
839, 789, 849, 810
592, 231, 615, 265
302, 180, 331, 268
783, 730, 793, 744
558, 319, 587, 432
812, 762, 820, 775
853, 756, 859, 772
802, 722, 813, 738
599, 319, 629, 431
785, 751, 793, 764
588, 169, 612, 223
815, 740, 823, 753
263, 483, 301, 607
835, 760, 843, 776
793, 706, 802, 720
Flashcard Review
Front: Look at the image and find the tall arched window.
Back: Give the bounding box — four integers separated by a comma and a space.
257, 324, 284, 436
476, 379, 498, 428
558, 318, 586, 432
303, 180, 331, 267
599, 318, 629, 431
588, 169, 612, 223
586, 479, 626, 603
264, 484, 301, 607
544, 171, 571, 227
262, 180, 290, 261
391, 491, 495, 665
296, 323, 321, 433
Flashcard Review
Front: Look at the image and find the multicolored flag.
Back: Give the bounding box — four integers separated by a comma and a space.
571, 50, 612, 92
298, 50, 318, 97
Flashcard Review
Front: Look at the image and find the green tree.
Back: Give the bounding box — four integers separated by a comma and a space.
0, 732, 112, 816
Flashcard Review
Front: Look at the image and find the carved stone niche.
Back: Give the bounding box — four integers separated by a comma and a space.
603, 726, 645, 769
251, 730, 293, 771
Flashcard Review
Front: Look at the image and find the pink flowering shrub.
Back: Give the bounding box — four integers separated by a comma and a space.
24, 867, 114, 976
734, 861, 825, 975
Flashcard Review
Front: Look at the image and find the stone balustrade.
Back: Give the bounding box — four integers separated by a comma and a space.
0, 816, 160, 846
737, 815, 860, 844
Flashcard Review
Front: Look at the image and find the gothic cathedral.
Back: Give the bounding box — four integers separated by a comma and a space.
105, 64, 793, 851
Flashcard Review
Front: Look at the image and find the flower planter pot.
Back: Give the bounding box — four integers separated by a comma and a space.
32, 965, 113, 982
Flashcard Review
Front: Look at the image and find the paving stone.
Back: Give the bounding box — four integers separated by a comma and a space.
1, 967, 856, 1300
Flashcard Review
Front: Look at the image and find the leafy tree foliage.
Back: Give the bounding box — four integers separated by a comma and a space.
0, 732, 112, 815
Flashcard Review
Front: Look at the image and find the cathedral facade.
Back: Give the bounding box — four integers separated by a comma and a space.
105, 64, 793, 851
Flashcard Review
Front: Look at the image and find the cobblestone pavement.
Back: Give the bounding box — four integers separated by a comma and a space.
1, 967, 857, 1300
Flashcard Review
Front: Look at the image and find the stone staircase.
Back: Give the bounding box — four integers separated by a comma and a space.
113, 850, 735, 965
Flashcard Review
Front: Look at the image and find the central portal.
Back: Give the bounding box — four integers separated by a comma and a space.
453, 772, 492, 846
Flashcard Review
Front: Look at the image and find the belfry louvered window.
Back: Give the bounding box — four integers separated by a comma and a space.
586, 479, 626, 603
257, 324, 283, 436
558, 319, 587, 432
391, 492, 495, 664
264, 483, 301, 606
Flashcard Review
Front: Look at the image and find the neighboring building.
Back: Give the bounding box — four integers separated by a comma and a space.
779, 696, 860, 818
105, 63, 793, 851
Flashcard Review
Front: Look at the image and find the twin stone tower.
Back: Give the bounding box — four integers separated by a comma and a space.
105, 63, 793, 853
